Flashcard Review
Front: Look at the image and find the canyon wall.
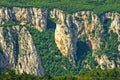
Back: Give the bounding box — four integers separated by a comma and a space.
0, 7, 120, 75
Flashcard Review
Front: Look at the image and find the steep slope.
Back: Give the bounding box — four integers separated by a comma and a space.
0, 26, 44, 76
27, 27, 80, 75
0, 7, 120, 76
50, 9, 77, 65
0, 7, 47, 32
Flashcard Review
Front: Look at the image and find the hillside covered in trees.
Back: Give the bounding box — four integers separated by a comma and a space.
0, 0, 120, 15
0, 0, 120, 80
0, 68, 120, 80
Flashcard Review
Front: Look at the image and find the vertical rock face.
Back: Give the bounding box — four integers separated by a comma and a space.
0, 27, 17, 69
50, 9, 118, 70
16, 27, 44, 75
102, 13, 120, 68
1, 7, 120, 72
96, 55, 116, 69
50, 9, 77, 64
73, 11, 103, 50
0, 26, 44, 76
50, 10, 103, 62
0, 7, 48, 32
73, 11, 120, 69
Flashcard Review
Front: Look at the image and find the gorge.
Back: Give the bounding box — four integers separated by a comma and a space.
0, 7, 120, 76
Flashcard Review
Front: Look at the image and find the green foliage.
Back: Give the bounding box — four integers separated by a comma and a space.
86, 53, 97, 68
0, 0, 120, 15
80, 68, 120, 80
0, 69, 40, 80
1, 68, 120, 80
88, 16, 92, 24
0, 21, 18, 27
97, 30, 119, 59
103, 19, 112, 33
27, 27, 79, 76
93, 18, 120, 59
76, 36, 94, 73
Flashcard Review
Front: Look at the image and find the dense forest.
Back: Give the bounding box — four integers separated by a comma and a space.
0, 0, 120, 79
27, 27, 79, 76
0, 68, 120, 80
0, 0, 120, 15
0, 13, 119, 79
0, 21, 119, 79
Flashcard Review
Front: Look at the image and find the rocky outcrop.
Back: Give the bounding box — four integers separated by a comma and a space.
0, 26, 44, 76
73, 11, 103, 50
50, 9, 120, 68
50, 9, 77, 64
0, 7, 47, 32
101, 12, 120, 69
0, 7, 120, 71
96, 55, 115, 69
0, 27, 17, 70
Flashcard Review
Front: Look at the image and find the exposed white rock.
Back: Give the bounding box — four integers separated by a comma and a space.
0, 27, 16, 69
0, 26, 44, 76
0, 7, 120, 71
0, 7, 48, 32
73, 11, 103, 50
51, 9, 77, 64
101, 13, 120, 69
17, 27, 44, 75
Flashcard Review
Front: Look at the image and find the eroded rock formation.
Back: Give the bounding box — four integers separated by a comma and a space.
0, 26, 44, 76
0, 7, 120, 72
0, 7, 47, 32
50, 9, 77, 64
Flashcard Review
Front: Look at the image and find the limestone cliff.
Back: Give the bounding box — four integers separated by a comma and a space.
73, 11, 103, 50
0, 7, 120, 73
0, 26, 44, 76
50, 9, 77, 64
50, 9, 120, 69
0, 7, 47, 32
50, 10, 103, 65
